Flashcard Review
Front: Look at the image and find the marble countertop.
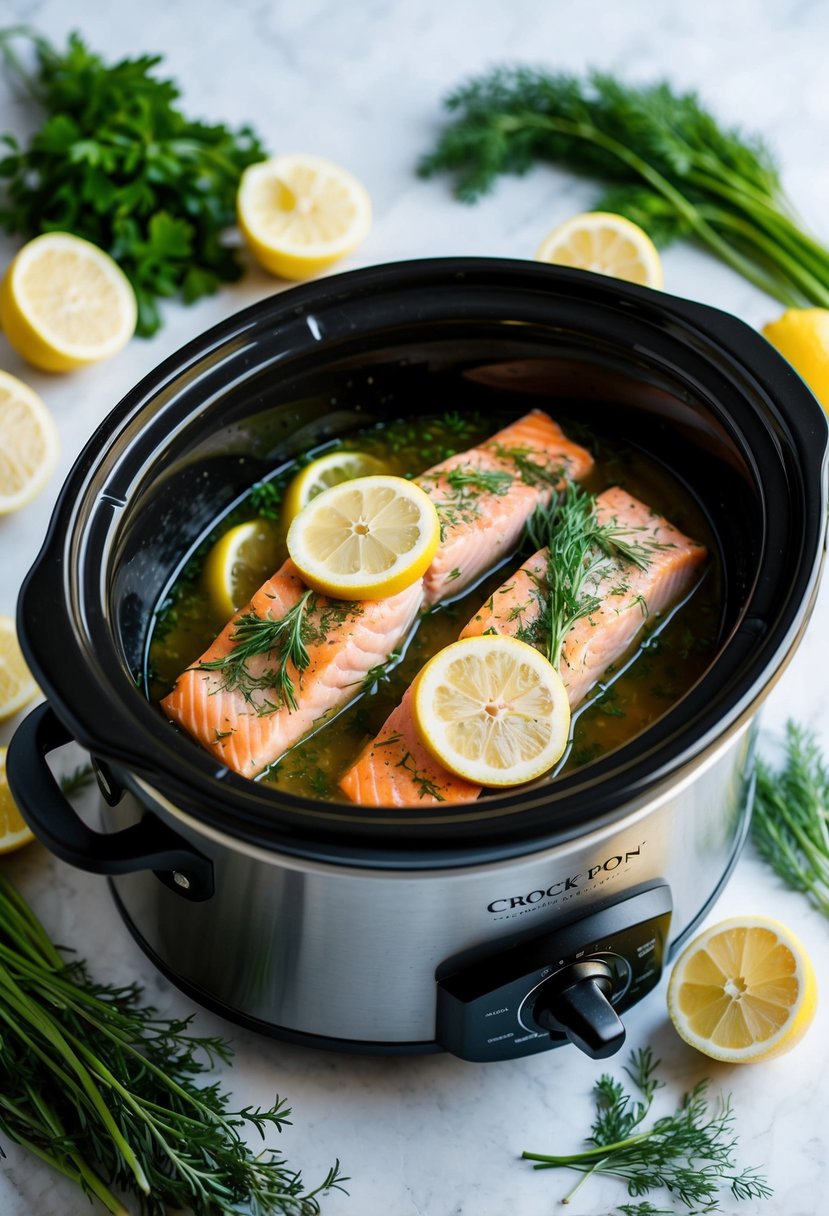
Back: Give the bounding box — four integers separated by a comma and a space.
1, 1, 828, 1213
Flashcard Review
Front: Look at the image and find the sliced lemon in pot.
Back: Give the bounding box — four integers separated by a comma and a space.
282, 450, 387, 527
412, 635, 571, 787
203, 519, 283, 622
286, 474, 439, 600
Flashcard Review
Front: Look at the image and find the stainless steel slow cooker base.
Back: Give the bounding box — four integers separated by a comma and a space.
100, 719, 755, 1056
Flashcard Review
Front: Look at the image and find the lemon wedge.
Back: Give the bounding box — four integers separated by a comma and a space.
0, 370, 60, 514
0, 747, 34, 854
412, 635, 570, 787
667, 916, 818, 1063
0, 232, 137, 372
762, 308, 829, 410
203, 519, 283, 622
0, 616, 38, 722
282, 450, 387, 528
286, 474, 439, 600
237, 153, 372, 280
536, 211, 663, 289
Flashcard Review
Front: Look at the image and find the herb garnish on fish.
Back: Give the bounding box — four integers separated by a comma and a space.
196, 591, 362, 713
526, 484, 665, 669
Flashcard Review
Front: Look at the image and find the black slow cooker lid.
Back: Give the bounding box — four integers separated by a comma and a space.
16, 259, 828, 868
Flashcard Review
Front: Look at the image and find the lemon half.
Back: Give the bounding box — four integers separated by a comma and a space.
536, 211, 663, 289
0, 370, 59, 514
286, 474, 439, 600
282, 450, 387, 528
762, 308, 829, 410
667, 916, 817, 1063
238, 153, 372, 280
0, 747, 35, 854
0, 616, 38, 722
0, 232, 137, 372
412, 635, 571, 787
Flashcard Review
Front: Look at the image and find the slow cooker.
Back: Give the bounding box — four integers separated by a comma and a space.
8, 259, 827, 1061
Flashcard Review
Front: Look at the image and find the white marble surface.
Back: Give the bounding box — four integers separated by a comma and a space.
1, 1, 828, 1213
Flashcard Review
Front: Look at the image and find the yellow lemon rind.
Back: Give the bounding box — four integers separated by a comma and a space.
0, 370, 60, 515
286, 474, 439, 601
667, 914, 818, 1064
237, 153, 372, 281
0, 747, 35, 855
0, 232, 137, 372
535, 210, 664, 290
412, 635, 571, 787
282, 450, 388, 527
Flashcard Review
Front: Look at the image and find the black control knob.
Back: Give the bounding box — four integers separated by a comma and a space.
534, 959, 627, 1059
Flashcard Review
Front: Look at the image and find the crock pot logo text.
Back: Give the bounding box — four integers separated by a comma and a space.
486, 847, 644, 915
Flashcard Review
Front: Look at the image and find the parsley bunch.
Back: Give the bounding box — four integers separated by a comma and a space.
0, 27, 267, 335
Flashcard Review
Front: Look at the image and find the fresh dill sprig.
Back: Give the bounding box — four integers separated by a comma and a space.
492, 444, 565, 489
444, 466, 514, 495
395, 751, 446, 801
59, 764, 95, 797
197, 590, 316, 713
249, 479, 284, 520
522, 1046, 771, 1210
752, 721, 829, 918
0, 872, 346, 1215
361, 648, 402, 693
526, 483, 658, 669
420, 66, 829, 308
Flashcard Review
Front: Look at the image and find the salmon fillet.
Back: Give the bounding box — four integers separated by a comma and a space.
161, 560, 423, 777
162, 410, 590, 778
417, 410, 593, 604
339, 488, 707, 807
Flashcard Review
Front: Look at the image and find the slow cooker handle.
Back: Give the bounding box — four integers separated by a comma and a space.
7, 703, 214, 902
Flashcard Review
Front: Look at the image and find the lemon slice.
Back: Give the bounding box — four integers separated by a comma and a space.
282, 450, 388, 527
0, 370, 60, 514
762, 308, 829, 410
0, 616, 38, 722
0, 232, 137, 372
286, 474, 439, 600
536, 211, 663, 289
203, 519, 283, 622
667, 916, 818, 1063
237, 153, 372, 280
0, 747, 35, 854
412, 636, 570, 787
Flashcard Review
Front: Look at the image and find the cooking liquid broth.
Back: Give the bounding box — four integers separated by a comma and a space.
147, 411, 721, 803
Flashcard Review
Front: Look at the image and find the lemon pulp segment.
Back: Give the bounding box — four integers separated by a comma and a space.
0, 232, 137, 371
286, 475, 439, 599
0, 371, 59, 514
237, 153, 371, 280
667, 916, 817, 1063
0, 616, 38, 722
282, 450, 387, 526
536, 211, 663, 289
413, 636, 570, 787
0, 748, 35, 854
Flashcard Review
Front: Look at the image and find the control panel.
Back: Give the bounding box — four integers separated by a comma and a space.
436, 884, 672, 1061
